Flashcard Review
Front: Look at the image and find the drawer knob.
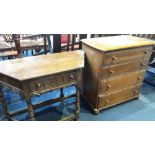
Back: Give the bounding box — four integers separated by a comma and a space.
70, 74, 74, 79
134, 90, 139, 94
137, 76, 142, 80
112, 56, 117, 60
140, 63, 145, 66
145, 51, 149, 54
107, 85, 112, 89
105, 100, 110, 104
36, 83, 41, 87
109, 70, 114, 74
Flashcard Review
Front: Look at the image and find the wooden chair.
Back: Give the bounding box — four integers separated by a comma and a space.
0, 34, 18, 60
132, 34, 155, 39
53, 34, 71, 53
61, 34, 71, 51
71, 34, 79, 51
1, 34, 15, 50
18, 34, 49, 56
0, 34, 49, 59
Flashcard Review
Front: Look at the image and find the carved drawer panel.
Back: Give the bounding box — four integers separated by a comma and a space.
103, 47, 152, 65
99, 71, 145, 95
98, 85, 141, 109
101, 58, 149, 79
29, 71, 80, 95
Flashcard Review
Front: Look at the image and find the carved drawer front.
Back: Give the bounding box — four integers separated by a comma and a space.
101, 58, 149, 79
29, 71, 80, 95
98, 85, 141, 109
103, 47, 152, 65
99, 71, 145, 95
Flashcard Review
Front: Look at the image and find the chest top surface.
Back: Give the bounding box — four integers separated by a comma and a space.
0, 50, 84, 81
81, 35, 155, 52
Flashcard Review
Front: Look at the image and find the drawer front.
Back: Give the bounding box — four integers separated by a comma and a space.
29, 70, 81, 95
101, 58, 149, 79
103, 47, 152, 65
98, 85, 141, 109
99, 71, 145, 95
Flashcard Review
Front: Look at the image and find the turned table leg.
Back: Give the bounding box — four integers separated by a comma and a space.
60, 88, 64, 102
60, 88, 65, 114
0, 86, 9, 118
75, 85, 80, 120
24, 95, 35, 121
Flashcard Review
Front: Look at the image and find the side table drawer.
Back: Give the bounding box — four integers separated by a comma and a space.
98, 85, 141, 109
101, 58, 149, 79
99, 71, 145, 95
103, 47, 152, 65
29, 70, 81, 95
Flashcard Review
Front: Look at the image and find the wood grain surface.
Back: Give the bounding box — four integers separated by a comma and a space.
0, 50, 84, 81
82, 35, 155, 52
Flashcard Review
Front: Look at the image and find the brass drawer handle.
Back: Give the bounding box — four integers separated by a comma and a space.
144, 51, 149, 54
140, 63, 145, 66
137, 76, 142, 80
109, 70, 114, 74
105, 100, 110, 104
112, 56, 117, 60
107, 85, 112, 89
69, 74, 74, 79
134, 90, 139, 94
36, 83, 41, 87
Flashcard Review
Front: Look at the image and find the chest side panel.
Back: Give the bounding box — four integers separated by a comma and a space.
82, 44, 104, 108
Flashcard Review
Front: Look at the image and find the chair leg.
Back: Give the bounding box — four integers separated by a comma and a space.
71, 34, 75, 51
26, 50, 28, 56
75, 85, 80, 120
31, 50, 34, 55
60, 88, 65, 115
0, 86, 9, 118
67, 34, 70, 51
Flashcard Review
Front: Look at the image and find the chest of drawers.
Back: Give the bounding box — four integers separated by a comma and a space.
82, 35, 155, 113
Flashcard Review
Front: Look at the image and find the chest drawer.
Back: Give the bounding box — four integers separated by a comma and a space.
103, 47, 152, 65
101, 58, 149, 79
29, 70, 81, 95
98, 85, 141, 109
99, 71, 145, 95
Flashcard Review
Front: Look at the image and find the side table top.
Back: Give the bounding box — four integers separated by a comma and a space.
0, 50, 84, 81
